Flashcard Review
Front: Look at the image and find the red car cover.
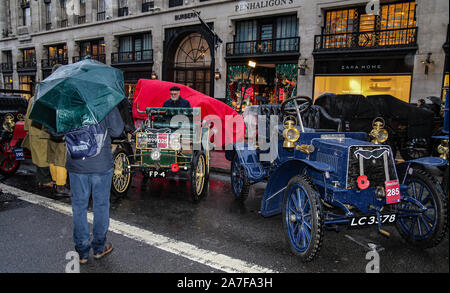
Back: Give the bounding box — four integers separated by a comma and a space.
132, 79, 245, 148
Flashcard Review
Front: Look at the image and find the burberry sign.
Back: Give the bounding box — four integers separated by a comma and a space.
175, 11, 200, 21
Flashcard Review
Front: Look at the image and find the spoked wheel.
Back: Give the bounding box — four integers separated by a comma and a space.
0, 141, 21, 176
442, 165, 449, 197
400, 138, 431, 161
396, 169, 448, 248
190, 151, 209, 202
282, 175, 323, 262
111, 147, 132, 197
230, 153, 250, 202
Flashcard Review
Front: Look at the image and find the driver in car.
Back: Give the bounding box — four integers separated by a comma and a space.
163, 86, 191, 108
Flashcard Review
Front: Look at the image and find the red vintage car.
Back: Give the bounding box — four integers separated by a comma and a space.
110, 79, 245, 199
0, 94, 31, 176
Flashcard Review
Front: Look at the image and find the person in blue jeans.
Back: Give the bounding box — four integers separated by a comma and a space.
66, 106, 124, 264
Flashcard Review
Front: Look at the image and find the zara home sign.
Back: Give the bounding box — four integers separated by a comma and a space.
235, 0, 295, 12
341, 64, 382, 72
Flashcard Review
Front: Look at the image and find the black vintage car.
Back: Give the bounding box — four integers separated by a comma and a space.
314, 93, 438, 160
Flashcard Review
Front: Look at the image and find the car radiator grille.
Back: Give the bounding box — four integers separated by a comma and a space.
347, 146, 397, 189
316, 152, 339, 173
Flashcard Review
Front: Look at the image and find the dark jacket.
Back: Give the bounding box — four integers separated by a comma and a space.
162, 97, 191, 108
65, 107, 124, 174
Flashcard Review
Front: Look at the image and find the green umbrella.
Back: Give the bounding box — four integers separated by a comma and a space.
29, 59, 125, 133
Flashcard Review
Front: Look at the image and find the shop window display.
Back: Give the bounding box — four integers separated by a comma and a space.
226, 63, 297, 112
125, 83, 136, 101
314, 75, 412, 102
2, 75, 13, 90
19, 75, 35, 100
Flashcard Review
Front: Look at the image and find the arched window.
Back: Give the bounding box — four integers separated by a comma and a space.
174, 33, 211, 68
172, 33, 211, 95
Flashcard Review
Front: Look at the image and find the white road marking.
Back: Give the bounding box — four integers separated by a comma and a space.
0, 183, 277, 273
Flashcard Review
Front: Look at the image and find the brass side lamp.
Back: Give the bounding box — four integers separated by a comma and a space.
369, 117, 389, 144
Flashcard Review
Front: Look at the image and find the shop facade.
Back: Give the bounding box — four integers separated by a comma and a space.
225, 13, 300, 111
312, 1, 418, 102
0, 0, 448, 106
313, 51, 416, 102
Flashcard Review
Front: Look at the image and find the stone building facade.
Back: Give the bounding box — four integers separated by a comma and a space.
0, 0, 448, 108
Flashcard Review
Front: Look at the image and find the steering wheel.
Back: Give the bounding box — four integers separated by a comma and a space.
281, 96, 313, 116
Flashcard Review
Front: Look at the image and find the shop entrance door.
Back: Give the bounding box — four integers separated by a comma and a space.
169, 33, 212, 96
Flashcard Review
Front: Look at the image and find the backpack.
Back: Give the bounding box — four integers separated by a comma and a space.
64, 123, 108, 160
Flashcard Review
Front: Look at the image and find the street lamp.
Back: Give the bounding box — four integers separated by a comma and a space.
214, 69, 221, 80
248, 60, 257, 69
298, 58, 308, 76
421, 53, 435, 75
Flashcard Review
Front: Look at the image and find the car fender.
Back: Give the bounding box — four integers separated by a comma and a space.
111, 138, 134, 163
396, 156, 448, 184
9, 121, 27, 148
404, 157, 448, 167
226, 142, 267, 183
261, 159, 334, 217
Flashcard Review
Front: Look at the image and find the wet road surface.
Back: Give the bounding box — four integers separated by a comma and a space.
1, 161, 448, 273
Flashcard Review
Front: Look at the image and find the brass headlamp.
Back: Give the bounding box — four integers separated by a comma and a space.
369, 117, 389, 144
282, 119, 300, 149
437, 139, 448, 160
3, 113, 15, 133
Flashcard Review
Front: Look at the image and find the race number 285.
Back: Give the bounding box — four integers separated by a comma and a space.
385, 180, 400, 204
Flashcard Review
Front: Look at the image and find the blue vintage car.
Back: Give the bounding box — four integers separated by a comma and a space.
226, 96, 448, 262
432, 88, 449, 194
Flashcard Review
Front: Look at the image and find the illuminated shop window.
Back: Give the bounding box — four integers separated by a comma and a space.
3, 75, 13, 90
19, 75, 35, 100
125, 83, 136, 100
314, 75, 412, 103
226, 64, 297, 111
48, 45, 68, 62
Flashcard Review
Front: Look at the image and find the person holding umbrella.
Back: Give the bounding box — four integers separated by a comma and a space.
30, 59, 125, 263
66, 106, 124, 263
